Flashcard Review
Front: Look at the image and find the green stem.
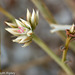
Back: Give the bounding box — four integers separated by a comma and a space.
31, 0, 75, 52
32, 34, 74, 75
62, 37, 71, 62
0, 7, 15, 23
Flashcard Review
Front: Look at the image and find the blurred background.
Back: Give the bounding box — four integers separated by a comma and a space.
0, 0, 75, 75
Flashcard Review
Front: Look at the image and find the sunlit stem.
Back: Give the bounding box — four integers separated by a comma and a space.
62, 37, 71, 62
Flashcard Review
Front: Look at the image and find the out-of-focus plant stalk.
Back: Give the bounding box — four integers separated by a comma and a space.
0, 7, 15, 23
31, 0, 75, 52
0, 6, 1, 71
62, 37, 71, 62
0, 30, 1, 72
64, 0, 75, 17
32, 34, 74, 75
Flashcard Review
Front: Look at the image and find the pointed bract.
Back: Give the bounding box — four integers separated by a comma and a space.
31, 9, 36, 25
70, 24, 75, 33
5, 28, 26, 36
27, 9, 31, 22
15, 19, 24, 27
5, 22, 17, 28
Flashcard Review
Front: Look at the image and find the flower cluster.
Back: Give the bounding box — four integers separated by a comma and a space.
5, 9, 39, 47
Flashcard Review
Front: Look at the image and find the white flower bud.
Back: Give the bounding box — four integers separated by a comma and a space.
27, 9, 31, 22
31, 9, 36, 25
70, 24, 75, 33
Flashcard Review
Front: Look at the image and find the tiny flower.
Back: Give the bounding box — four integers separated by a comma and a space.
5, 9, 39, 47
31, 9, 36, 25
26, 9, 39, 30
27, 9, 31, 22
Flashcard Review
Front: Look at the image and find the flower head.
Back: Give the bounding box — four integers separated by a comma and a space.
5, 9, 39, 47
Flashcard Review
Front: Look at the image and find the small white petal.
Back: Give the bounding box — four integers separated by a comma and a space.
15, 19, 23, 27
27, 9, 31, 22
13, 36, 28, 43
50, 24, 72, 33
5, 28, 26, 36
31, 9, 36, 24
20, 18, 32, 29
5, 28, 18, 34
5, 22, 17, 28
27, 30, 33, 36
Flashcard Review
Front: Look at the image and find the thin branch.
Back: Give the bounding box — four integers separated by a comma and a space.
62, 37, 71, 62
